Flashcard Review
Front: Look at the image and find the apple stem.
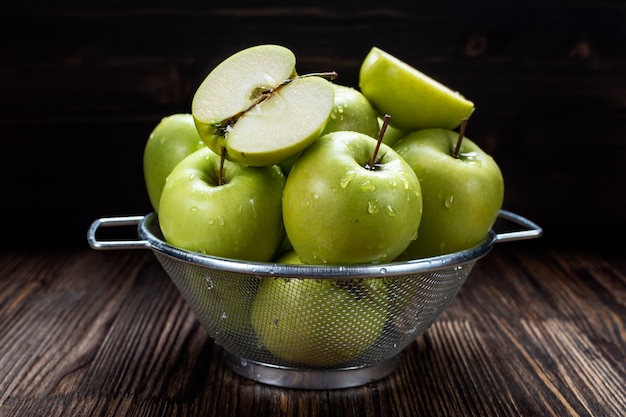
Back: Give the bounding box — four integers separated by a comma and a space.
276, 72, 338, 90
296, 71, 338, 81
367, 114, 391, 170
218, 146, 226, 186
452, 118, 469, 159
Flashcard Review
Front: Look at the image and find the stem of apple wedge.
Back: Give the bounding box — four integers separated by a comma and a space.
367, 114, 391, 170
452, 118, 469, 159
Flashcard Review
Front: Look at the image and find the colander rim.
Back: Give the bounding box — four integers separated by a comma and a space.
137, 212, 497, 278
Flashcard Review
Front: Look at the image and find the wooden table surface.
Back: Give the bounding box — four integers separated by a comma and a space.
1, 241, 625, 417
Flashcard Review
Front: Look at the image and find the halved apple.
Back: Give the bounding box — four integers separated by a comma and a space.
192, 44, 335, 166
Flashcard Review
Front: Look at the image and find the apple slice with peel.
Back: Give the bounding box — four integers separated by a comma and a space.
192, 44, 335, 166
359, 46, 475, 131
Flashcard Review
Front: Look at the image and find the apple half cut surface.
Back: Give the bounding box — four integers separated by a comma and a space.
192, 44, 335, 167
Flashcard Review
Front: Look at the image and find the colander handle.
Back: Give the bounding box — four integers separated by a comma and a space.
87, 210, 542, 250
495, 210, 543, 243
87, 215, 150, 250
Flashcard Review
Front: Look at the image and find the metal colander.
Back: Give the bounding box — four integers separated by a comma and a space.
88, 210, 541, 389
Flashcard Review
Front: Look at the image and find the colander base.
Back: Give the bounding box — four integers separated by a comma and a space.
224, 351, 401, 389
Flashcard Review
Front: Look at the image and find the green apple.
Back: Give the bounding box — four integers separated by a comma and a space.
283, 129, 423, 265
143, 113, 205, 212
277, 83, 379, 177
273, 249, 302, 264
251, 262, 389, 367
359, 47, 474, 131
393, 127, 504, 259
192, 44, 335, 167
158, 147, 285, 261
276, 152, 300, 177
320, 83, 380, 138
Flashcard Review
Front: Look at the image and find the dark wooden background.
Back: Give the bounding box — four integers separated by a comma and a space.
1, 1, 625, 248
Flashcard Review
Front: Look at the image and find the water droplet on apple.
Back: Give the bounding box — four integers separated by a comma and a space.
340, 170, 357, 188
360, 180, 376, 192
217, 216, 225, 225
190, 206, 199, 214
384, 205, 396, 216
459, 151, 482, 166
444, 195, 454, 208
311, 252, 327, 264
367, 201, 378, 214
248, 198, 257, 217
208, 219, 215, 225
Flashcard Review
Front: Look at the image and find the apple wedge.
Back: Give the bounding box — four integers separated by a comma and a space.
192, 44, 335, 167
359, 47, 474, 131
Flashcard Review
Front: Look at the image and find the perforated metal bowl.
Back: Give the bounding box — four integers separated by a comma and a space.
88, 210, 541, 389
